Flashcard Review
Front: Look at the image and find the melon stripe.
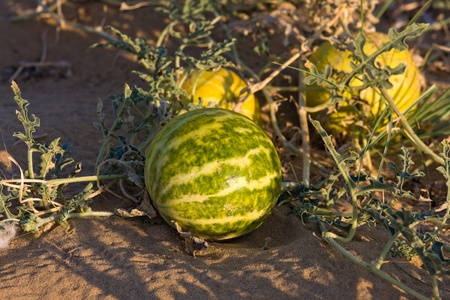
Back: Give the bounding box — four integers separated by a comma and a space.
149, 111, 249, 159
161, 208, 270, 226
151, 121, 225, 182
166, 121, 224, 150
159, 171, 279, 206
148, 112, 259, 195
234, 127, 253, 134
146, 111, 232, 185
159, 145, 270, 198
149, 113, 229, 158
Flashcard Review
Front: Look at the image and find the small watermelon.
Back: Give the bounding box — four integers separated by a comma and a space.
305, 32, 422, 132
182, 69, 262, 126
145, 108, 281, 241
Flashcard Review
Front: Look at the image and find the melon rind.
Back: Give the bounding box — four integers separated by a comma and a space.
145, 108, 282, 241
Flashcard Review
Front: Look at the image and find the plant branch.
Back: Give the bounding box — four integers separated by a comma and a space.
376, 231, 401, 269
379, 86, 445, 165
297, 63, 310, 187
10, 0, 117, 42
1, 174, 128, 189
262, 89, 328, 174
37, 211, 116, 229
320, 223, 429, 300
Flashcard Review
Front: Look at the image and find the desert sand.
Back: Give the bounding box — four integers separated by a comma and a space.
1, 1, 449, 299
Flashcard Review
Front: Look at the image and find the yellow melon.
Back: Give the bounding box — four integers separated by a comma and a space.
305, 32, 422, 132
182, 69, 262, 126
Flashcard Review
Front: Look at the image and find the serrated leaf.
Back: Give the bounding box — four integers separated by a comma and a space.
304, 64, 334, 87
354, 32, 368, 60
430, 241, 449, 264
11, 82, 41, 148
387, 24, 429, 52
388, 146, 424, 193
355, 178, 397, 196
346, 23, 428, 91
386, 63, 407, 76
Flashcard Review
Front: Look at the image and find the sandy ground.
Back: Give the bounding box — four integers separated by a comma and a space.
0, 1, 449, 299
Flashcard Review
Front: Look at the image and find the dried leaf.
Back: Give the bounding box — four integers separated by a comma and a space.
172, 221, 209, 256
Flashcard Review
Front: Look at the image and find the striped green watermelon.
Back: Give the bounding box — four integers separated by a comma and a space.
145, 108, 282, 241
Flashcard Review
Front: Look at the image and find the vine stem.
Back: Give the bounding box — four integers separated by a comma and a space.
435, 143, 450, 233
323, 192, 358, 243
375, 231, 401, 269
19, 0, 117, 42
137, 126, 160, 152
37, 211, 116, 229
430, 275, 440, 300
212, 7, 242, 68
1, 174, 128, 188
297, 62, 310, 187
8, 0, 68, 22
156, 23, 172, 48
249, 50, 305, 96
262, 89, 328, 174
95, 84, 133, 170
379, 86, 445, 166
27, 149, 34, 179
319, 223, 429, 300
310, 117, 359, 243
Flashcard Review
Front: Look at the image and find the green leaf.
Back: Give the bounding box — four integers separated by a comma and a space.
389, 146, 425, 193
386, 24, 429, 52
11, 82, 40, 148
304, 64, 333, 86
345, 23, 429, 91
181, 38, 236, 71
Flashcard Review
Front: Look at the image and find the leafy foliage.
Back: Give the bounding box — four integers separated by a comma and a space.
1, 0, 238, 236
348, 25, 428, 90
12, 82, 75, 180
1, 83, 108, 235
280, 121, 450, 297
